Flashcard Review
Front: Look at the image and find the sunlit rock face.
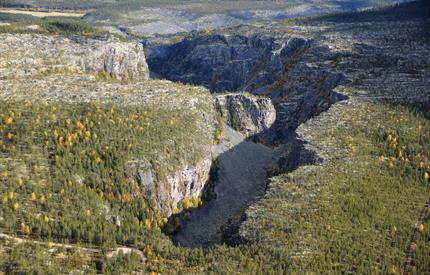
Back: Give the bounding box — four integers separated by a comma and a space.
215, 93, 276, 137
0, 33, 150, 81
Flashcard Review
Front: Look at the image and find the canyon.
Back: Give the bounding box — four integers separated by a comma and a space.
145, 0, 430, 247
0, 1, 429, 273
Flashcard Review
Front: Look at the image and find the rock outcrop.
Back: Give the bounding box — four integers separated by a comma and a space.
166, 159, 212, 212
83, 41, 149, 80
127, 159, 212, 216
215, 93, 276, 137
0, 33, 278, 217
240, 0, 430, 244
84, 1, 413, 37
148, 34, 291, 93
0, 33, 277, 217
0, 34, 149, 80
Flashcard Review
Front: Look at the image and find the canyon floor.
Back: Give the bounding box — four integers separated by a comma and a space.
173, 131, 274, 248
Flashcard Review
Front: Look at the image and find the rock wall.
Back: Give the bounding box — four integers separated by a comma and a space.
166, 159, 212, 213
215, 93, 276, 137
127, 159, 212, 216
1, 33, 280, 218
0, 34, 150, 80
125, 92, 276, 216
83, 40, 150, 80
148, 34, 290, 93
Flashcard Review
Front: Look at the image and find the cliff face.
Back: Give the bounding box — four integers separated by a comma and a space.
84, 41, 150, 80
0, 34, 149, 80
148, 34, 285, 92
126, 159, 212, 216
239, 0, 430, 247
215, 93, 276, 137
0, 33, 207, 218
124, 92, 276, 216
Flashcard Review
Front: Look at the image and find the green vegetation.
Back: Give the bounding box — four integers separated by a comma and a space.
2, 97, 428, 273
1, 1, 429, 272
213, 115, 225, 145
0, 11, 37, 22
102, 252, 142, 274
1, 0, 108, 10
241, 103, 430, 273
0, 98, 208, 272
280, 0, 430, 26
89, 0, 297, 17
0, 14, 110, 37
43, 18, 106, 35
0, 239, 95, 274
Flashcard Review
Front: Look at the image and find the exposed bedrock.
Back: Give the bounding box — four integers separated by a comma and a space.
126, 158, 212, 217
84, 40, 150, 80
148, 34, 291, 92
145, 31, 352, 246
173, 135, 273, 248
147, 33, 347, 142
0, 34, 150, 81
214, 93, 276, 137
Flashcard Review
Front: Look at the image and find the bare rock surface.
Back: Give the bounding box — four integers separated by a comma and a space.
166, 159, 212, 215
240, 0, 430, 242
215, 93, 276, 137
0, 33, 215, 217
84, 0, 412, 36
0, 33, 149, 80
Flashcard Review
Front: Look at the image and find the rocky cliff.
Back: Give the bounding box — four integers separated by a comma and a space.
148, 0, 430, 247
0, 33, 208, 218
0, 34, 149, 80
147, 33, 345, 142
123, 92, 276, 216
126, 158, 212, 216
215, 93, 276, 137
84, 40, 150, 80
239, 0, 430, 244
148, 34, 285, 92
